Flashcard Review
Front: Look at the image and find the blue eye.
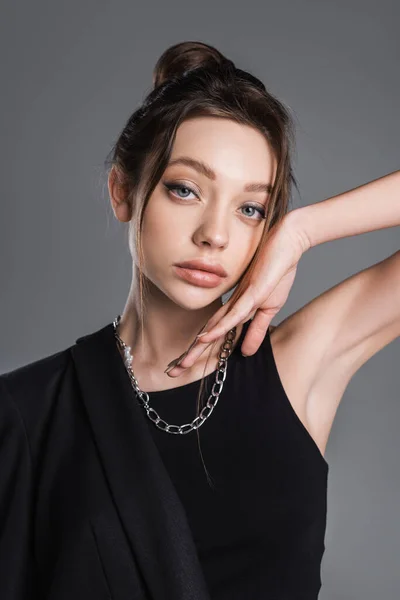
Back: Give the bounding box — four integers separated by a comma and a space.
163, 182, 266, 221
241, 204, 266, 220
164, 183, 196, 200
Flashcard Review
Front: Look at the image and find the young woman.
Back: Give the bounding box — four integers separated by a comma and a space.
0, 41, 399, 600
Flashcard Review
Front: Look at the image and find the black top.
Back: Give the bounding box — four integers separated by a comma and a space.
146, 319, 329, 599
0, 318, 328, 600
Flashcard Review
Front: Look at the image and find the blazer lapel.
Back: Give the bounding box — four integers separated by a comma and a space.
70, 321, 211, 600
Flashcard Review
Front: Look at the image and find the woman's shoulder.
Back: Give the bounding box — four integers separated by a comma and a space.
0, 345, 73, 449
1, 345, 71, 395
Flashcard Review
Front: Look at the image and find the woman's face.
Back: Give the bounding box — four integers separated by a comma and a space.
138, 115, 277, 311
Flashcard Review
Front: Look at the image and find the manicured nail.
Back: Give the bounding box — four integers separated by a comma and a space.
164, 360, 179, 374
164, 351, 187, 373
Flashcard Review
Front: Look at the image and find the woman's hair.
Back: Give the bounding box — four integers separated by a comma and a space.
105, 41, 298, 485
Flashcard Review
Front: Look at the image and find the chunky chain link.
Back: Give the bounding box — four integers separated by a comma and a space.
113, 315, 236, 434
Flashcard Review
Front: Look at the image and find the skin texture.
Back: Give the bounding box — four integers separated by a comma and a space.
108, 116, 277, 392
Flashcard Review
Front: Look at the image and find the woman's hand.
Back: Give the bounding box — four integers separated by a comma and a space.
166, 211, 310, 377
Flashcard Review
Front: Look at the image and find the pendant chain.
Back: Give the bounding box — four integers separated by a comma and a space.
113, 315, 236, 434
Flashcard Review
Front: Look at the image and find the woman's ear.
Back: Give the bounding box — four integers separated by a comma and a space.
108, 166, 132, 223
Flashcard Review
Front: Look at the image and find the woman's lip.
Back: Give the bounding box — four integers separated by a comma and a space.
173, 266, 224, 288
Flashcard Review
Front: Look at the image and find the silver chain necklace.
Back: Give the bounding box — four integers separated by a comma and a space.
113, 314, 236, 434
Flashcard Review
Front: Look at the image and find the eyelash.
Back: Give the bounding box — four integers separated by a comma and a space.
163, 182, 266, 220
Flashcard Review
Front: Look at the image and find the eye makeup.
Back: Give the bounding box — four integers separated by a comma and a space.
162, 181, 267, 220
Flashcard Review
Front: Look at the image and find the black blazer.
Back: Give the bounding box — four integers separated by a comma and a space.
0, 320, 211, 600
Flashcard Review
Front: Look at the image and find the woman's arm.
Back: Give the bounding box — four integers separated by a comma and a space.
288, 169, 400, 248
283, 170, 400, 382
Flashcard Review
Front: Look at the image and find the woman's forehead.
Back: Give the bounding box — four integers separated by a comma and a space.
168, 118, 276, 187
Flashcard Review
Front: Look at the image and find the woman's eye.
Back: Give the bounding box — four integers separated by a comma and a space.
164, 183, 197, 200
241, 204, 266, 220
163, 182, 266, 221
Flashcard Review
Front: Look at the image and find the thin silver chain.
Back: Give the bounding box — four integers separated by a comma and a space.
113, 314, 236, 434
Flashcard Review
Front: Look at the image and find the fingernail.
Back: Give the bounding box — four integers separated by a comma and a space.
164, 361, 179, 374
196, 331, 208, 339
164, 352, 186, 373
241, 352, 249, 357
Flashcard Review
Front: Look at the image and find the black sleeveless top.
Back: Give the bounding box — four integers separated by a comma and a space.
144, 320, 329, 599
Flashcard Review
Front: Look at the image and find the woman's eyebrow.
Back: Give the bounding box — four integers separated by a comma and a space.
167, 156, 273, 194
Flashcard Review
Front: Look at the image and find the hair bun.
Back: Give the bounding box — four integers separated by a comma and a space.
152, 41, 234, 88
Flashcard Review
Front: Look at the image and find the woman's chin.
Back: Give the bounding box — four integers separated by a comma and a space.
165, 286, 223, 312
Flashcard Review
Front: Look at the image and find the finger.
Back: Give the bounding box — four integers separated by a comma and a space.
165, 331, 225, 377
192, 287, 257, 347
178, 296, 244, 363
181, 292, 257, 366
164, 363, 187, 377
240, 308, 272, 356
170, 308, 273, 377
167, 312, 269, 377
198, 298, 235, 334
165, 301, 235, 377
168, 340, 219, 376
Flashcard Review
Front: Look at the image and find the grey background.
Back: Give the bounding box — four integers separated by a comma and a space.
1, 0, 399, 597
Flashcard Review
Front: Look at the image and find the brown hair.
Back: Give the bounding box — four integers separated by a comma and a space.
105, 41, 298, 486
